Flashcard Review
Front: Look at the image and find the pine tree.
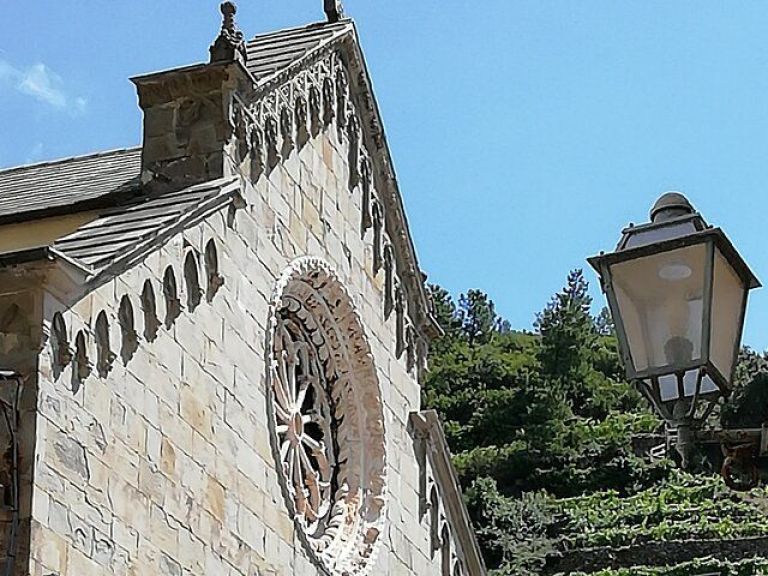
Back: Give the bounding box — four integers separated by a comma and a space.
535, 269, 596, 385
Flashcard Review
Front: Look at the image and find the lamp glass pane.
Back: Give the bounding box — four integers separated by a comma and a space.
611, 243, 707, 373
709, 248, 746, 384
624, 222, 699, 250
658, 374, 678, 402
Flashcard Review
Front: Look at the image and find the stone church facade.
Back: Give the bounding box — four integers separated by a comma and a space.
0, 3, 485, 576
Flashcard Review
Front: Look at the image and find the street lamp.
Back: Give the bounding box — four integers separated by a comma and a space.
588, 192, 761, 476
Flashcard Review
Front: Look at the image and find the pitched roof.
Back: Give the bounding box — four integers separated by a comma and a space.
245, 20, 352, 82
0, 21, 351, 225
0, 22, 352, 275
0, 148, 142, 225
53, 178, 240, 275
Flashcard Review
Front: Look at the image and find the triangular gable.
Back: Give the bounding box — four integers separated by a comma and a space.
0, 18, 440, 349
236, 20, 441, 344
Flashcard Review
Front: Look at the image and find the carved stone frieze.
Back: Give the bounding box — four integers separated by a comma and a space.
406, 324, 416, 373
265, 116, 280, 171
216, 46, 432, 379
383, 243, 394, 319
335, 65, 349, 138
371, 200, 384, 276
309, 86, 322, 138
280, 107, 295, 159
295, 96, 310, 149
360, 157, 373, 234
249, 125, 264, 181
395, 284, 406, 359
347, 112, 361, 189
231, 97, 251, 163
322, 77, 336, 127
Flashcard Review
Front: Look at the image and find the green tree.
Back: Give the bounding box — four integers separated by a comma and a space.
596, 306, 615, 336
457, 289, 509, 344
535, 269, 595, 383
427, 284, 461, 339
423, 278, 665, 574
534, 269, 638, 419
464, 477, 554, 576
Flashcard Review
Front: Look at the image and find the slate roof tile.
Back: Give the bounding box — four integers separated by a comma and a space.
0, 148, 142, 224
54, 181, 232, 271
246, 20, 352, 82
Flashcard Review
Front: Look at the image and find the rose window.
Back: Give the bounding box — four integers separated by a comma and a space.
273, 304, 335, 527
267, 258, 387, 575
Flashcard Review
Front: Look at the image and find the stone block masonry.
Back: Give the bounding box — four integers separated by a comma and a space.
26, 110, 458, 575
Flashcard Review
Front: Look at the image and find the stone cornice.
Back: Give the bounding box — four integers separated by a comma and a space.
410, 410, 487, 576
131, 60, 258, 108
340, 26, 443, 341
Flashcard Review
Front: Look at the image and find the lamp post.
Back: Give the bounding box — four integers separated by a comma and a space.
588, 192, 762, 487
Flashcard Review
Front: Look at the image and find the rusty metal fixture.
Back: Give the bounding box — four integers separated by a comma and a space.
670, 425, 768, 490
721, 441, 759, 491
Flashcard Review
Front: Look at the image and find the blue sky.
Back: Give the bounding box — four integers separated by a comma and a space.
2, 2, 768, 349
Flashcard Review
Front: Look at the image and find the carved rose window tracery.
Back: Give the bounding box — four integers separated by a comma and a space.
268, 258, 387, 575
273, 304, 335, 528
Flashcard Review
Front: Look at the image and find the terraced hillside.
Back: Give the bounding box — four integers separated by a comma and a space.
424, 273, 768, 575
547, 473, 768, 575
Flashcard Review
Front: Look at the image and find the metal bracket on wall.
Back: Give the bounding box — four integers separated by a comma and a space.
670, 425, 768, 491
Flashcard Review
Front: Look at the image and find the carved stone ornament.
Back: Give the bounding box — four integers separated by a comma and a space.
360, 158, 373, 234
309, 85, 322, 137
295, 96, 310, 149
322, 78, 336, 127
346, 112, 361, 189
265, 116, 280, 170
219, 44, 435, 368
280, 106, 295, 159
249, 125, 265, 181
324, 0, 345, 23
267, 257, 387, 574
335, 66, 349, 138
232, 98, 251, 162
209, 1, 247, 64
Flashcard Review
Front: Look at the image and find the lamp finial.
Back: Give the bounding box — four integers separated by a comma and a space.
650, 191, 694, 223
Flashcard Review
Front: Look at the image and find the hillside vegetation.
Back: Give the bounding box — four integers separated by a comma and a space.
424, 271, 768, 575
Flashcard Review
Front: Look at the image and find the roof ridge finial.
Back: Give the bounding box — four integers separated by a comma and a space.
324, 0, 345, 23
209, 1, 247, 64
222, 1, 237, 33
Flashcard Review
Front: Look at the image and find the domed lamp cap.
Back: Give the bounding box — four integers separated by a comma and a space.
650, 191, 695, 222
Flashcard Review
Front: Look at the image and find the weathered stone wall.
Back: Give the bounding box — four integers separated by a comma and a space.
0, 280, 44, 575
26, 116, 458, 575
